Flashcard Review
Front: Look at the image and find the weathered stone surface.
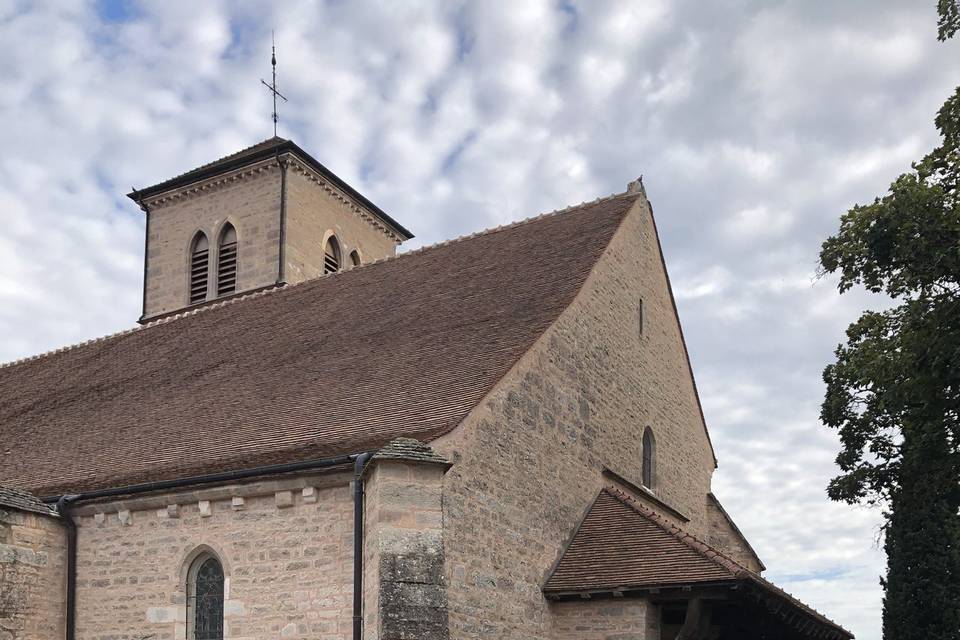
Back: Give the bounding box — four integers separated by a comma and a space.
433, 196, 713, 639
70, 476, 355, 640
364, 455, 450, 640
0, 505, 65, 640
550, 600, 657, 640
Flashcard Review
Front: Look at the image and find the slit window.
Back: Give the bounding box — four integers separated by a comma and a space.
349, 250, 361, 268
638, 297, 644, 336
642, 427, 655, 490
217, 224, 238, 296
324, 236, 341, 274
189, 232, 209, 305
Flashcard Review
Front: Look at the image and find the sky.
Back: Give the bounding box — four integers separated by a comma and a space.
1, 1, 958, 637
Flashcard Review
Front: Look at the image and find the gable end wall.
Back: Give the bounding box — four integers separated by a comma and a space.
432, 197, 717, 639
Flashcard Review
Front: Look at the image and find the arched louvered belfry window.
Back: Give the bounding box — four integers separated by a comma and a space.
187, 553, 224, 640
189, 232, 210, 305
642, 427, 656, 490
349, 250, 361, 268
324, 235, 341, 274
217, 224, 238, 296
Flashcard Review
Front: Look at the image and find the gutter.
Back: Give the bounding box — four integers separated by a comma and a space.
44, 452, 372, 640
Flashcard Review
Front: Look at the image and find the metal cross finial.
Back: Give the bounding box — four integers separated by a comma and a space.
261, 31, 288, 137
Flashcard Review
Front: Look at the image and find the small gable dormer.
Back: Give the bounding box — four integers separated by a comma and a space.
129, 137, 413, 323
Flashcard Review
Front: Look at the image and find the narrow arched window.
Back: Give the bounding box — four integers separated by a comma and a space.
642, 427, 655, 490
349, 250, 361, 268
187, 554, 224, 640
217, 224, 238, 296
189, 232, 210, 304
324, 236, 341, 274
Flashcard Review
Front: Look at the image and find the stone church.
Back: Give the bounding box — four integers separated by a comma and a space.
0, 137, 851, 640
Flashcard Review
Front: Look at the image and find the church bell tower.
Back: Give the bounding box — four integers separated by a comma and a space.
128, 137, 413, 323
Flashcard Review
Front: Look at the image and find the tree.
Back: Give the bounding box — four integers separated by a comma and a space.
939, 0, 960, 41
818, 80, 960, 639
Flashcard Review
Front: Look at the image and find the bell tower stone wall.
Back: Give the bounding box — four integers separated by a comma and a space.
140, 161, 283, 321
135, 142, 409, 323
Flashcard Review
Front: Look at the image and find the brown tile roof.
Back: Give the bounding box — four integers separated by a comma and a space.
545, 490, 739, 593
544, 488, 852, 639
0, 193, 640, 497
0, 485, 56, 516
127, 137, 413, 240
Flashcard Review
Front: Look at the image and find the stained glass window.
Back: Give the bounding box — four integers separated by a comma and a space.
190, 555, 224, 640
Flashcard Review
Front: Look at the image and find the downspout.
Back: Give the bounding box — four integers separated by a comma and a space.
276, 153, 289, 285
132, 189, 150, 321
353, 451, 373, 640
55, 494, 80, 640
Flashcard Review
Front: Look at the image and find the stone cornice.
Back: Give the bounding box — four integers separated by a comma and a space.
137, 158, 280, 210
287, 156, 404, 245
137, 154, 404, 245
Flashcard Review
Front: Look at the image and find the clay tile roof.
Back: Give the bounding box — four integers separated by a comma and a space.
544, 488, 853, 639
127, 137, 413, 240
371, 438, 451, 466
545, 490, 739, 593
0, 192, 640, 497
0, 485, 56, 516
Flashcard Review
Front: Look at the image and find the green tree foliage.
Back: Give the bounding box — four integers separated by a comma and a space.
939, 0, 960, 41
819, 87, 960, 638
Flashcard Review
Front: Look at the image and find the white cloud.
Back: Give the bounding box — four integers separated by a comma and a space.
725, 205, 794, 238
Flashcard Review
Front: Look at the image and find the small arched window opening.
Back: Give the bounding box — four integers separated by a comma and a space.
217, 224, 238, 296
187, 553, 224, 640
642, 427, 656, 490
324, 236, 341, 274
349, 250, 361, 268
189, 232, 210, 305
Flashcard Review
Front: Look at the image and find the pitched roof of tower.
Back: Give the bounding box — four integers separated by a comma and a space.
0, 192, 641, 497
127, 137, 413, 240
544, 489, 852, 639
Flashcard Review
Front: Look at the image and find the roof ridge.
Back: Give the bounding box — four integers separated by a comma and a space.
0, 190, 642, 371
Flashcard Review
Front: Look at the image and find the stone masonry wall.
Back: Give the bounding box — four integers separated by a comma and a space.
362, 460, 448, 640
432, 196, 718, 639
0, 507, 66, 640
70, 472, 354, 640
550, 599, 657, 640
705, 496, 762, 573
142, 162, 282, 319
283, 167, 399, 283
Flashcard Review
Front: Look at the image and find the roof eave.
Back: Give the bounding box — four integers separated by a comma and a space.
543, 579, 854, 639
126, 140, 414, 241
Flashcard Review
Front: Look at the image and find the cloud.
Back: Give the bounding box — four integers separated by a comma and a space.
1, 2, 958, 638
